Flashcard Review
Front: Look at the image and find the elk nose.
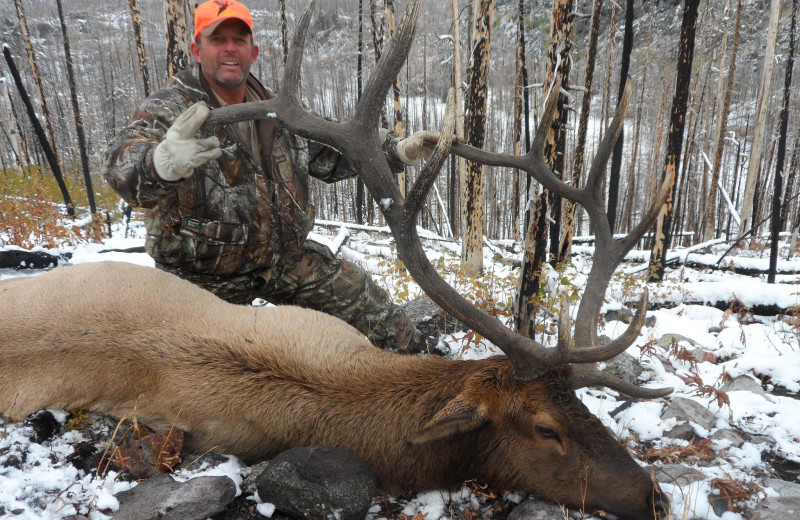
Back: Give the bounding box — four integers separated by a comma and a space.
647, 486, 670, 518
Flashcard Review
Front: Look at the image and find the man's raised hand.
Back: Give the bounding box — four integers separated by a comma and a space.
153, 101, 222, 182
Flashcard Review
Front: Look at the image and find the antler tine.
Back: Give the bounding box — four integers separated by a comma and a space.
281, 0, 315, 100
571, 364, 673, 398
403, 88, 456, 225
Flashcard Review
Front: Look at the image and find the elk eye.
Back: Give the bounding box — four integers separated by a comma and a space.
535, 425, 561, 443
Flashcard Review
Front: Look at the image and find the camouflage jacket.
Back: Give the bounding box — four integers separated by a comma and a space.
104, 70, 388, 276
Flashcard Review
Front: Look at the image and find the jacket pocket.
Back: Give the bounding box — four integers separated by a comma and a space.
179, 217, 248, 245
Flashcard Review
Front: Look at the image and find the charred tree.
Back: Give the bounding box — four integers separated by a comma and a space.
3, 47, 73, 216
607, 0, 634, 232
558, 0, 603, 262
649, 0, 699, 282
164, 0, 191, 79
128, 0, 152, 97
56, 0, 95, 215
14, 0, 60, 168
768, 0, 797, 283
461, 0, 494, 276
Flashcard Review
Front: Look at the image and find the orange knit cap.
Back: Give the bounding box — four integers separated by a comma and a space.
194, 0, 253, 41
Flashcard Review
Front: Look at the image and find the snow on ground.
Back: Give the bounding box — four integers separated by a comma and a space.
1, 217, 799, 520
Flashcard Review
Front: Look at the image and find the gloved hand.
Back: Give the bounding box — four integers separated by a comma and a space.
394, 130, 440, 165
153, 101, 222, 182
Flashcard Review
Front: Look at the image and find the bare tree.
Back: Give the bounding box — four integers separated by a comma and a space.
449, 0, 465, 239
649, 0, 700, 282
128, 0, 152, 97
14, 0, 60, 168
703, 0, 742, 241
558, 0, 603, 262
739, 0, 782, 237
55, 0, 95, 216
768, 0, 797, 283
165, 0, 191, 79
461, 0, 494, 277
517, 0, 572, 337
606, 0, 635, 232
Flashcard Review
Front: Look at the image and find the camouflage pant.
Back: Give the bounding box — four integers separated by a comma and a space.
161, 240, 426, 353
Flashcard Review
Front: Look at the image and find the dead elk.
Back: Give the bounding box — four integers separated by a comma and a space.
1, 261, 667, 520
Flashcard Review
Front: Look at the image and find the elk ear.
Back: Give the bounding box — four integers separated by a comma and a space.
410, 395, 488, 444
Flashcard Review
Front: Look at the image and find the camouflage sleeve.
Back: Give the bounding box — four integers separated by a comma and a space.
306, 130, 405, 183
102, 97, 188, 208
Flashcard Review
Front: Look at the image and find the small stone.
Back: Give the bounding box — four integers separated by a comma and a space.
666, 422, 701, 441
507, 498, 569, 519
651, 464, 706, 487
711, 429, 746, 448
720, 375, 771, 401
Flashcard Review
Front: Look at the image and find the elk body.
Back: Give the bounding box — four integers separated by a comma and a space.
0, 261, 665, 519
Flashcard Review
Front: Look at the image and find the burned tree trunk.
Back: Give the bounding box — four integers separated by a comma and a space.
649, 0, 699, 282
128, 0, 152, 97
558, 0, 603, 262
3, 47, 73, 216
607, 0, 634, 232
768, 0, 797, 283
56, 0, 96, 216
14, 0, 60, 168
164, 0, 191, 79
461, 0, 494, 277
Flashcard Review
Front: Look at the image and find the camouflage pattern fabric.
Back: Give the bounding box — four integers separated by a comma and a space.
162, 240, 427, 353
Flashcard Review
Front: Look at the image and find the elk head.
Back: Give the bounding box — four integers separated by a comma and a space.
206, 1, 673, 518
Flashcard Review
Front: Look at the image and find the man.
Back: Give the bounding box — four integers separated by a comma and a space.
104, 0, 436, 352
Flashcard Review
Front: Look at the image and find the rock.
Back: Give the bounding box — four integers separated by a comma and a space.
690, 349, 717, 364
645, 315, 657, 328
255, 446, 377, 520
604, 307, 635, 323
657, 333, 698, 350
600, 352, 642, 384
241, 460, 270, 496
748, 434, 778, 448
661, 397, 717, 430
25, 410, 60, 443
708, 326, 723, 334
665, 422, 701, 441
651, 464, 706, 487
748, 497, 800, 520
765, 478, 800, 498
709, 493, 732, 516
401, 297, 466, 338
720, 375, 771, 400
711, 429, 746, 448
114, 473, 236, 520
506, 498, 569, 519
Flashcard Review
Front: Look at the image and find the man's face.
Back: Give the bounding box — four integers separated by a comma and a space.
191, 19, 259, 92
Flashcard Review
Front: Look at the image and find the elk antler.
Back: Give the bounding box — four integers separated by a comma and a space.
206, 0, 672, 397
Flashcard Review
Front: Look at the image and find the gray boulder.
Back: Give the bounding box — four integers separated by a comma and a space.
711, 428, 746, 448
255, 446, 377, 520
748, 497, 800, 520
661, 397, 718, 430
113, 473, 236, 520
765, 479, 800, 498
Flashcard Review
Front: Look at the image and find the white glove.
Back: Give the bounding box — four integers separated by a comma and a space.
153, 101, 222, 182
395, 130, 440, 165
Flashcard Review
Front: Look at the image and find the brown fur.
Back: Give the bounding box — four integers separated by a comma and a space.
0, 262, 665, 520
